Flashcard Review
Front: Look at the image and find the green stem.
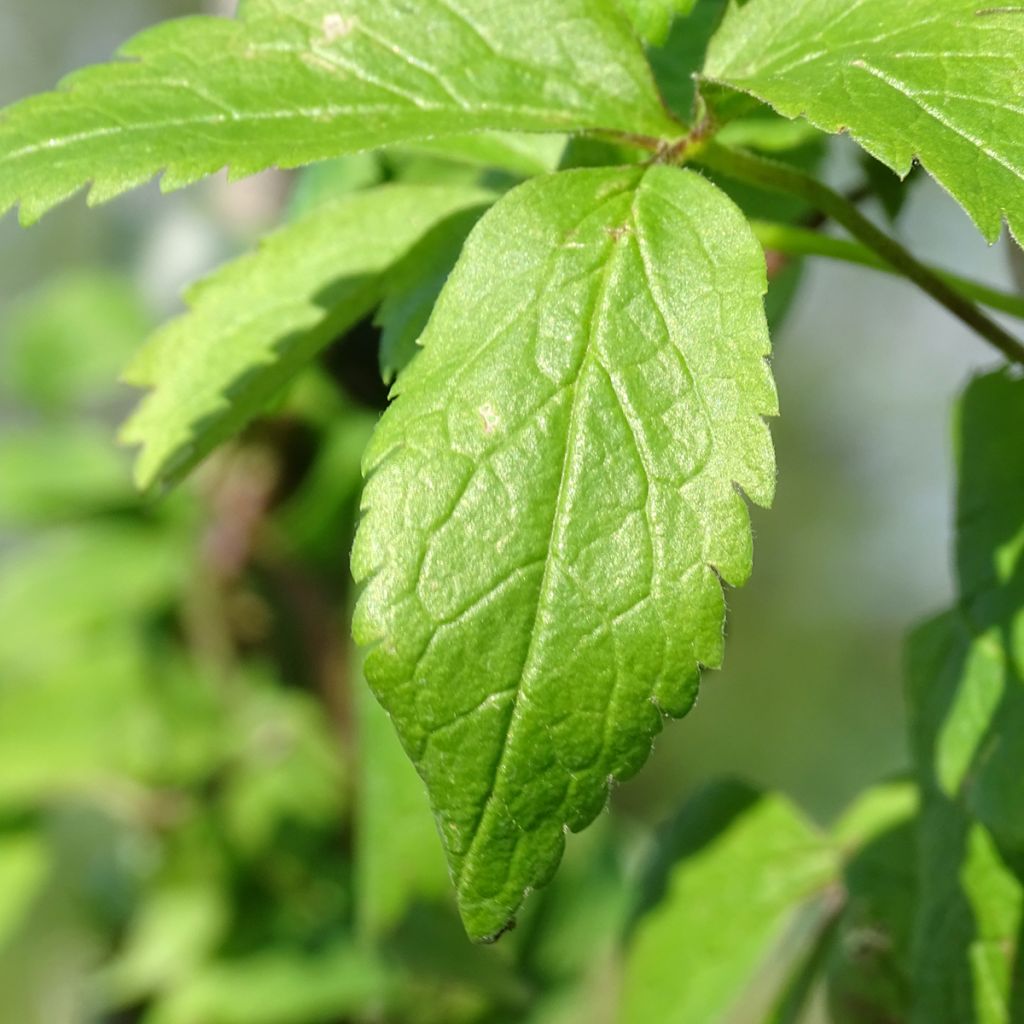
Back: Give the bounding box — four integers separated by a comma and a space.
750, 220, 1024, 321
694, 142, 1024, 366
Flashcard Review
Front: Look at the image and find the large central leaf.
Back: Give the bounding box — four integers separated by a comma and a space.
703, 0, 1024, 242
0, 0, 680, 223
353, 165, 776, 940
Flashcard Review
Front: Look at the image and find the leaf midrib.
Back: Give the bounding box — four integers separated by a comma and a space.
455, 175, 647, 908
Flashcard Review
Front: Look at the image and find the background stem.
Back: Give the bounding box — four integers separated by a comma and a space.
750, 220, 1024, 320
695, 142, 1024, 366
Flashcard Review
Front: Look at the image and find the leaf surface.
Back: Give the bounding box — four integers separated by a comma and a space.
618, 0, 699, 44
375, 206, 485, 383
121, 184, 492, 490
906, 370, 1024, 1023
0, 0, 679, 223
621, 784, 837, 1023
353, 165, 777, 940
704, 0, 1024, 241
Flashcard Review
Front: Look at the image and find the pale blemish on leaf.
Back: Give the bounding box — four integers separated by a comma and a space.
478, 402, 500, 434
321, 13, 358, 43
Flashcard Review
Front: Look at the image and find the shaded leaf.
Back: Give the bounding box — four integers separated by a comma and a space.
0, 834, 49, 949
621, 785, 838, 1024
905, 370, 1024, 1023
619, 0, 699, 45
1, 271, 149, 414
376, 205, 487, 383
121, 184, 492, 490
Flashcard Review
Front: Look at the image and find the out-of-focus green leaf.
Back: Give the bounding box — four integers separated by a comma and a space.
403, 133, 568, 179
0, 633, 153, 807
906, 370, 1024, 1024
0, 426, 133, 525
104, 884, 230, 1005
122, 184, 493, 490
950, 372, 1024, 852
286, 155, 384, 220
376, 205, 488, 383
618, 0, 698, 45
0, 0, 679, 224
275, 411, 376, 566
1, 271, 149, 414
354, 166, 777, 941
518, 818, 629, 985
0, 833, 49, 948
826, 820, 917, 1024
221, 684, 347, 856
621, 784, 838, 1024
831, 780, 918, 852
646, 0, 725, 119
0, 524, 186, 674
355, 666, 450, 939
145, 942, 394, 1024
908, 610, 1024, 1024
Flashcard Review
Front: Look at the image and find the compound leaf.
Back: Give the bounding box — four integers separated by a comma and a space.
704, 0, 1024, 242
121, 184, 493, 490
0, 0, 679, 224
352, 165, 777, 940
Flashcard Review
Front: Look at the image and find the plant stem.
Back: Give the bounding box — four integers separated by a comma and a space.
750, 220, 1024, 321
695, 142, 1024, 366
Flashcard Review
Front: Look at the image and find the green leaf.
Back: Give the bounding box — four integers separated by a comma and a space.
621, 784, 838, 1024
646, 0, 727, 118
950, 371, 1024, 852
404, 132, 569, 179
825, 820, 917, 1024
352, 165, 777, 941
0, 0, 680, 224
908, 616, 1024, 1024
704, 0, 1024, 242
355, 665, 451, 938
618, 0, 699, 45
0, 834, 49, 949
146, 943, 394, 1024
1, 271, 150, 414
0, 426, 133, 526
376, 205, 486, 383
0, 524, 185, 674
906, 370, 1024, 1023
286, 155, 385, 220
121, 184, 492, 490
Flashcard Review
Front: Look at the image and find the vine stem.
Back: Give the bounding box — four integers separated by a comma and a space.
692, 141, 1024, 366
749, 220, 1024, 321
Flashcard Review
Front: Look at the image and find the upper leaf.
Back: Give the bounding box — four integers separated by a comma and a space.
352, 165, 777, 940
703, 0, 1024, 242
121, 184, 492, 490
0, 0, 680, 224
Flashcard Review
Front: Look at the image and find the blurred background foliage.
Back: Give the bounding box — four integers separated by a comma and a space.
0, 2, 1021, 1022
